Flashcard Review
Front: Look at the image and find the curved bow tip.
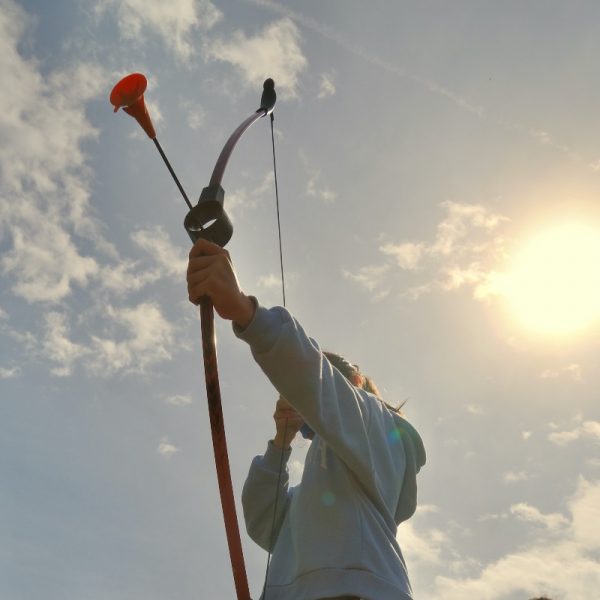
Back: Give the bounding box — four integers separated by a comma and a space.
260, 78, 276, 114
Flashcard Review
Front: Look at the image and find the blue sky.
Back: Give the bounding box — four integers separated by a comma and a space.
1, 1, 599, 599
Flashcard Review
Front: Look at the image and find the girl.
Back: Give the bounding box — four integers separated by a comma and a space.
187, 238, 426, 600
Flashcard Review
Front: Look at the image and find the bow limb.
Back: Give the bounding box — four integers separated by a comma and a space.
199, 298, 251, 600
209, 109, 269, 188
183, 108, 270, 247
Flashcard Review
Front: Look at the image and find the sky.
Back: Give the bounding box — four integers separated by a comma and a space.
1, 1, 599, 599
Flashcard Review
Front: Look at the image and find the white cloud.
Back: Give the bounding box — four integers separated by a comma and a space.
30, 302, 178, 377
317, 73, 336, 99
89, 303, 176, 376
540, 363, 583, 382
380, 242, 424, 270
548, 420, 600, 446
398, 520, 449, 566
3, 220, 99, 303
97, 259, 161, 296
342, 264, 390, 300
179, 98, 206, 130
423, 479, 600, 600
569, 478, 600, 550
258, 273, 282, 290
305, 168, 337, 203
0, 366, 20, 379
157, 437, 179, 457
165, 394, 192, 406
97, 0, 221, 62
509, 502, 568, 531
131, 225, 188, 278
465, 404, 484, 416
42, 312, 90, 376
226, 172, 274, 220
0, 4, 111, 306
503, 470, 529, 484
431, 201, 507, 257
298, 149, 337, 204
205, 18, 307, 98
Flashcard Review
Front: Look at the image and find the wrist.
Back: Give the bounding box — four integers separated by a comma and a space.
233, 294, 256, 329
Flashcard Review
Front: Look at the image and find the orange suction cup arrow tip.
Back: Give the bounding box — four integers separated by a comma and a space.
110, 73, 156, 139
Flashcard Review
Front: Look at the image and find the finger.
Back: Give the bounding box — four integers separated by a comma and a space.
186, 255, 214, 279
188, 272, 217, 304
189, 237, 229, 260
273, 407, 301, 421
187, 266, 213, 288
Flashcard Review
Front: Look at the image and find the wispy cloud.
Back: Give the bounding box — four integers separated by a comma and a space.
317, 73, 336, 99
0, 366, 20, 379
509, 502, 568, 530
503, 470, 529, 484
298, 149, 337, 203
96, 0, 222, 62
179, 98, 207, 131
165, 394, 192, 406
226, 172, 274, 221
381, 242, 425, 271
348, 201, 508, 301
204, 18, 307, 98
131, 225, 188, 278
42, 312, 91, 376
257, 273, 283, 290
88, 303, 176, 376
540, 363, 583, 382
251, 0, 581, 161
32, 303, 178, 377
342, 264, 391, 301
157, 437, 179, 457
548, 420, 600, 446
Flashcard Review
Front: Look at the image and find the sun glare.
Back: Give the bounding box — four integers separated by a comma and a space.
500, 222, 600, 336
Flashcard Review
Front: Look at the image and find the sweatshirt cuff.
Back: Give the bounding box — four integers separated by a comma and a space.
232, 297, 289, 354
261, 439, 292, 470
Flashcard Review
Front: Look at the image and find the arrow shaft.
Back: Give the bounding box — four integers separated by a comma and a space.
153, 138, 193, 210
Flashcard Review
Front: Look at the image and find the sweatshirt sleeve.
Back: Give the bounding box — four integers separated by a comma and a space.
234, 301, 426, 522
242, 440, 293, 552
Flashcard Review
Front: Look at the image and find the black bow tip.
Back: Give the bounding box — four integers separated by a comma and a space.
260, 78, 276, 112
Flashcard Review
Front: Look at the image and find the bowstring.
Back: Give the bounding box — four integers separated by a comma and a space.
271, 113, 286, 307
261, 111, 288, 600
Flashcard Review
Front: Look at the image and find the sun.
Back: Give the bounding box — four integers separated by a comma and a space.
499, 221, 600, 336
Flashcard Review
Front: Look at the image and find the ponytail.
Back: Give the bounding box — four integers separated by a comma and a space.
323, 351, 405, 415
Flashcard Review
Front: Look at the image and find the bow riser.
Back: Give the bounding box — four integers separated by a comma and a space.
184, 110, 268, 247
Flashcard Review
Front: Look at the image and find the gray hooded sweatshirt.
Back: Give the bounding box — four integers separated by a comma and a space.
235, 302, 426, 600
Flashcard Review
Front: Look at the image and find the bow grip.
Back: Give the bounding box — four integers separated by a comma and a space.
184, 184, 233, 247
